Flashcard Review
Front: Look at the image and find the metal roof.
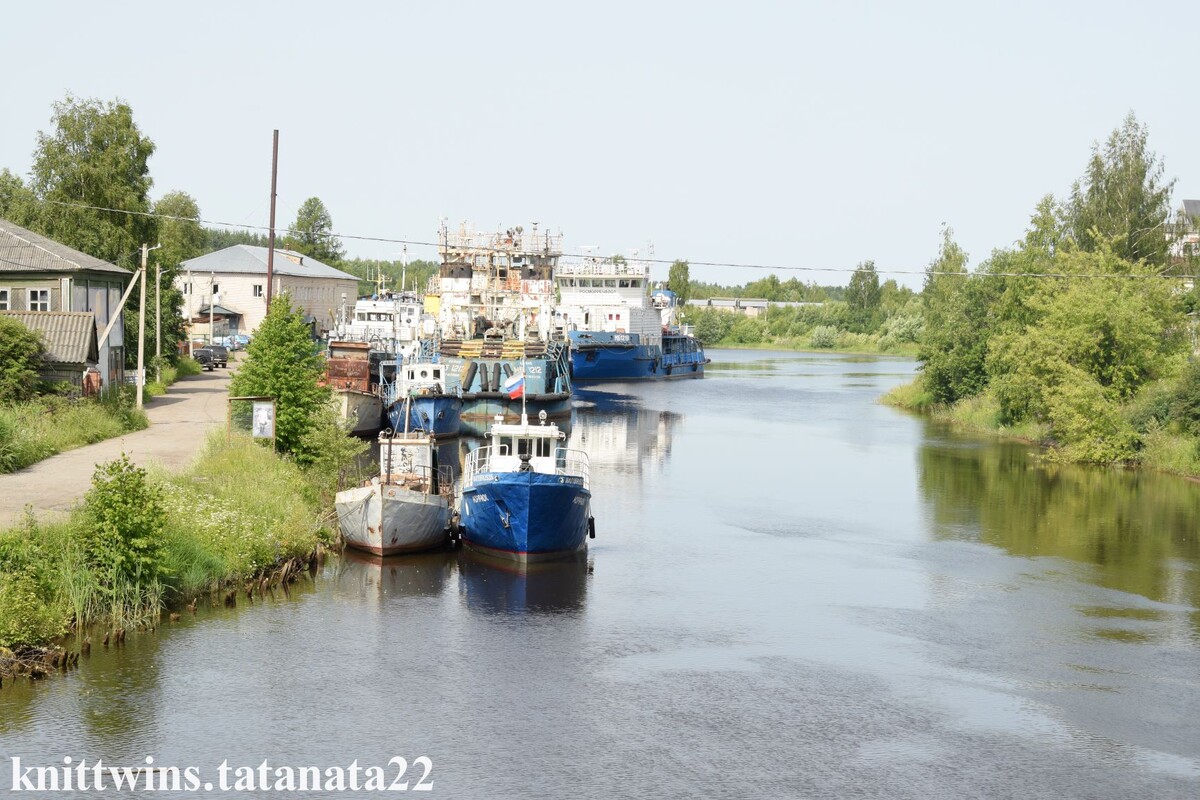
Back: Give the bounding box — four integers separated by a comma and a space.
0, 219, 129, 276
0, 311, 99, 364
1184, 200, 1200, 219
181, 245, 358, 281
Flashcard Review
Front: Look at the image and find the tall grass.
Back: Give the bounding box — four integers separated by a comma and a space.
0, 433, 335, 647
0, 394, 148, 474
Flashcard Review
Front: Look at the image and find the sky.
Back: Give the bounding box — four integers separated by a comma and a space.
3, 0, 1199, 289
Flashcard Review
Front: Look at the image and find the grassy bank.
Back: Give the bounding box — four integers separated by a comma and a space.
711, 338, 919, 358
0, 389, 148, 474
882, 376, 1200, 476
0, 432, 335, 652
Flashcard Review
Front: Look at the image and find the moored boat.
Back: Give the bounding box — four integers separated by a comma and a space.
380, 359, 462, 437
323, 340, 383, 434
334, 430, 454, 556
556, 254, 709, 382
459, 411, 594, 562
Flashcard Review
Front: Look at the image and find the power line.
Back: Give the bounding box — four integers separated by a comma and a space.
32, 198, 1200, 281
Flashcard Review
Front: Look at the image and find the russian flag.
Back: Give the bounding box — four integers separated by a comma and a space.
503, 371, 525, 399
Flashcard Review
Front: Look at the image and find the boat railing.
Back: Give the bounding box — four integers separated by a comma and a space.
462, 446, 589, 490
381, 464, 453, 498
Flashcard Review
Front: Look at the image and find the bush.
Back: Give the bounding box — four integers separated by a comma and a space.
0, 572, 64, 647
80, 455, 169, 625
1170, 359, 1200, 435
0, 315, 46, 403
809, 325, 838, 348
176, 357, 202, 377
1044, 374, 1139, 464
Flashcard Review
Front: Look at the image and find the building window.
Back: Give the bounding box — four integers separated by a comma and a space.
28, 289, 49, 311
182, 282, 191, 295
0, 289, 8, 310
253, 284, 263, 298
211, 284, 219, 296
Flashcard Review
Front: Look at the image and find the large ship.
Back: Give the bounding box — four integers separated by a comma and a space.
555, 253, 709, 382
424, 222, 572, 433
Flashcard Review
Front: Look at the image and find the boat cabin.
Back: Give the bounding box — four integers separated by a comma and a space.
378, 430, 443, 494
404, 362, 446, 392
487, 413, 564, 475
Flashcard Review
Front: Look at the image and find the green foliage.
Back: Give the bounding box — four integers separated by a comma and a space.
878, 313, 923, 351
1064, 112, 1174, 266
0, 394, 147, 474
1170, 359, 1200, 435
667, 260, 691, 305
725, 316, 766, 345
150, 191, 204, 361
845, 260, 882, 331
0, 315, 47, 403
0, 571, 65, 647
230, 295, 330, 456
919, 228, 989, 404
176, 356, 203, 377
0, 168, 37, 226
80, 455, 168, 624
691, 308, 735, 345
809, 325, 838, 348
203, 227, 271, 251
295, 403, 370, 502
284, 197, 345, 264
27, 94, 155, 268
1043, 372, 1139, 464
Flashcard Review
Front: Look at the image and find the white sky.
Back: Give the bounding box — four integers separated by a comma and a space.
3, 0, 1197, 288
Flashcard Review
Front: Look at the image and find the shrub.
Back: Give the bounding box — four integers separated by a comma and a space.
1044, 374, 1139, 464
80, 455, 169, 625
810, 325, 838, 348
1170, 359, 1200, 435
0, 315, 46, 403
176, 357, 202, 377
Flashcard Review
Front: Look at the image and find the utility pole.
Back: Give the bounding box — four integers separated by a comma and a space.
137, 244, 148, 410
210, 271, 216, 346
155, 256, 161, 383
266, 129, 279, 307
186, 267, 194, 357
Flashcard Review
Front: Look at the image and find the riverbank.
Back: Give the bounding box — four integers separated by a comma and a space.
0, 365, 231, 530
710, 339, 919, 358
0, 432, 336, 657
881, 375, 1200, 477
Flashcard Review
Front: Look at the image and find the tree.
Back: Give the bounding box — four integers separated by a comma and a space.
918, 228, 986, 404
229, 295, 330, 457
285, 197, 344, 264
845, 260, 882, 332
0, 169, 36, 226
667, 260, 691, 305
0, 317, 46, 402
28, 95, 155, 268
1064, 112, 1174, 266
150, 191, 205, 362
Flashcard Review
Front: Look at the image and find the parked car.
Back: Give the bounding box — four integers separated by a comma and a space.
193, 348, 216, 371
208, 345, 229, 368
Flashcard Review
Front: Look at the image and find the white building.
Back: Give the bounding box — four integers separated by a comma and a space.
178, 246, 359, 339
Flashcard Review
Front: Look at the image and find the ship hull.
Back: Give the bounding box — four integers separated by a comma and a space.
386, 395, 462, 437
336, 389, 384, 434
335, 483, 450, 556
460, 472, 590, 562
569, 336, 708, 383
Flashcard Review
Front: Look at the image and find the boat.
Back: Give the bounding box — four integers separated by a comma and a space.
379, 359, 462, 437
555, 253, 709, 382
322, 340, 383, 435
424, 222, 573, 432
459, 410, 594, 562
334, 429, 454, 555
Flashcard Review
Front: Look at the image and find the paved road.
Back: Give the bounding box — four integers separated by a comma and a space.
0, 366, 233, 529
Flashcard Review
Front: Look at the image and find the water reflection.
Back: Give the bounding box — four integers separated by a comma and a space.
457, 549, 589, 615
333, 549, 455, 600
570, 390, 680, 475
918, 423, 1200, 636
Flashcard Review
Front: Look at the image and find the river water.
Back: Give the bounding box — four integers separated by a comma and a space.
2, 350, 1199, 798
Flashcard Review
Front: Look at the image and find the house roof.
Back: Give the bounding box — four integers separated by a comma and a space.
0, 219, 129, 276
0, 311, 99, 365
1184, 200, 1200, 219
195, 304, 241, 317
181, 245, 358, 281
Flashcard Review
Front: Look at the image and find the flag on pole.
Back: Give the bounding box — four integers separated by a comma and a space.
503, 371, 525, 399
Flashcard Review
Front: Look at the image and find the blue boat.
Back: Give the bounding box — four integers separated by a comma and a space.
459, 412, 594, 562
380, 360, 462, 437
555, 256, 709, 383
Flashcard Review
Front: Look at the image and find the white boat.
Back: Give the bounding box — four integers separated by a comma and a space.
329, 291, 428, 358
334, 430, 453, 555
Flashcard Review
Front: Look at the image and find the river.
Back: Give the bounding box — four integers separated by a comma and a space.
2, 350, 1198, 798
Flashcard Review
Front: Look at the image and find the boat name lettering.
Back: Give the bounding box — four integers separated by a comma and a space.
475, 494, 489, 502
573, 496, 587, 506
612, 334, 630, 343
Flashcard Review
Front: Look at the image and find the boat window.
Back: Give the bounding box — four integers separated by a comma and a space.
631, 280, 641, 288
516, 438, 533, 457
537, 439, 552, 458
433, 369, 441, 380
619, 279, 631, 288
499, 436, 513, 455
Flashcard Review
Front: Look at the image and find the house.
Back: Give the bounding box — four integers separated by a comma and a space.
687, 297, 824, 317
1172, 200, 1200, 263
0, 218, 131, 388
0, 311, 100, 391
178, 246, 359, 340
